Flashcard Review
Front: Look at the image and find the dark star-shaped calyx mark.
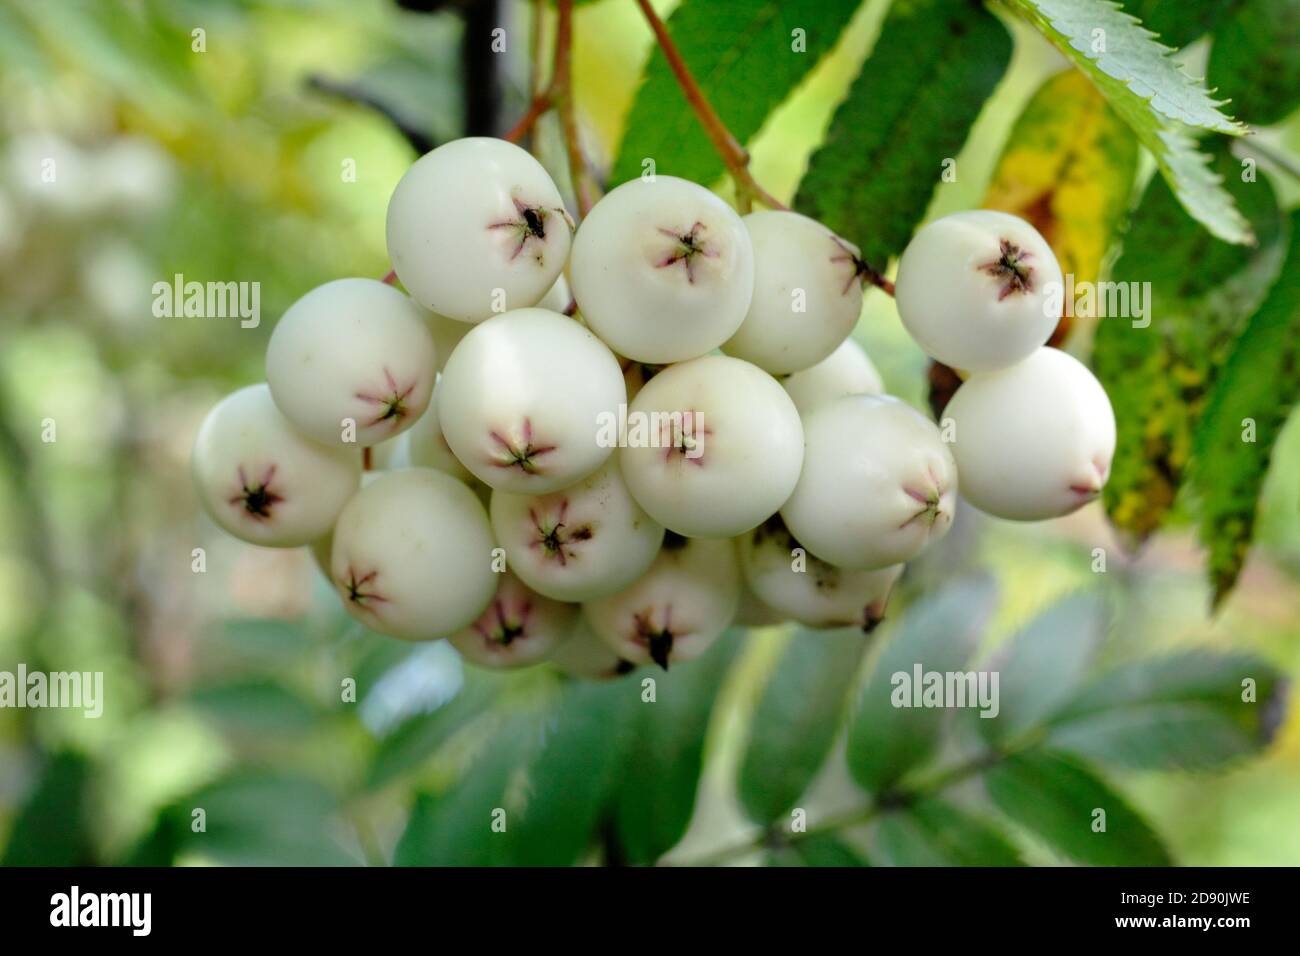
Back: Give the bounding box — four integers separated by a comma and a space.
356, 368, 419, 430
474, 597, 530, 646
229, 465, 285, 521
340, 566, 388, 615
979, 238, 1035, 300
655, 221, 718, 284
632, 606, 678, 671
829, 235, 873, 295
528, 500, 593, 565
488, 199, 572, 263
489, 418, 556, 475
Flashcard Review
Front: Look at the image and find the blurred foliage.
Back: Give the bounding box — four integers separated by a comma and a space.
0, 0, 1297, 868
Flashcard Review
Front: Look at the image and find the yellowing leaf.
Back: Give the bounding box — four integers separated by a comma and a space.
983, 70, 1138, 291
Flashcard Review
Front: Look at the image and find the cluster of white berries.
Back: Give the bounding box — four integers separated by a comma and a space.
192, 137, 1116, 676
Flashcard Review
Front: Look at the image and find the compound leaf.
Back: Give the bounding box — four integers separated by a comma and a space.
795, 0, 1012, 267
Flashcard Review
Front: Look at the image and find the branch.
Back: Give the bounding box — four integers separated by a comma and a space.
674, 747, 1011, 867
306, 74, 437, 155
631, 0, 785, 213
630, 0, 895, 297
554, 0, 596, 216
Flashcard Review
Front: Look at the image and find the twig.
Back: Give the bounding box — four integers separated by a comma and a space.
554, 0, 596, 216
306, 74, 437, 155
503, 92, 553, 144
381, 270, 397, 285
632, 0, 786, 213
676, 748, 1008, 867
630, 0, 895, 297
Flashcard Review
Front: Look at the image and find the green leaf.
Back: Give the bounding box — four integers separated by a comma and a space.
978, 592, 1107, 742
845, 576, 998, 793
393, 715, 539, 866
1192, 212, 1300, 602
984, 751, 1172, 865
187, 677, 320, 737
982, 70, 1139, 288
183, 771, 356, 866
210, 617, 314, 663
1207, 0, 1300, 127
612, 634, 739, 864
610, 0, 860, 187
366, 676, 498, 788
1006, 0, 1252, 243
500, 680, 633, 866
2, 751, 96, 866
1093, 146, 1284, 544
874, 798, 1023, 866
1117, 0, 1238, 49
769, 834, 869, 867
737, 628, 867, 825
1046, 650, 1287, 769
795, 0, 1012, 267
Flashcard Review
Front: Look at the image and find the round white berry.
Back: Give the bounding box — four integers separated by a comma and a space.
583, 534, 740, 670
569, 175, 754, 363
406, 374, 474, 483
944, 347, 1115, 521
895, 210, 1062, 373
536, 273, 572, 314
438, 307, 625, 493
733, 578, 788, 628
490, 456, 664, 602
721, 210, 863, 374
781, 337, 884, 415
738, 514, 903, 631
265, 278, 436, 448
447, 571, 578, 669
424, 309, 473, 373
330, 468, 497, 641
781, 394, 956, 569
192, 384, 361, 547
386, 137, 572, 322
619, 355, 803, 538
548, 618, 630, 680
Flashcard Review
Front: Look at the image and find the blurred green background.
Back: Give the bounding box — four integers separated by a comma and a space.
0, 0, 1297, 866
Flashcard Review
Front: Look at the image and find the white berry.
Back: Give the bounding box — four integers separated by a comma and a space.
944, 347, 1115, 521
424, 309, 473, 373
265, 278, 436, 447
781, 394, 956, 569
721, 210, 863, 374
192, 384, 360, 547
536, 273, 572, 314
733, 577, 788, 628
386, 137, 572, 322
447, 571, 578, 669
895, 210, 1062, 372
569, 175, 754, 363
548, 618, 631, 680
738, 514, 903, 631
619, 355, 803, 538
438, 307, 625, 493
330, 468, 497, 640
583, 534, 740, 670
781, 337, 884, 415
406, 374, 474, 483
490, 456, 664, 602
